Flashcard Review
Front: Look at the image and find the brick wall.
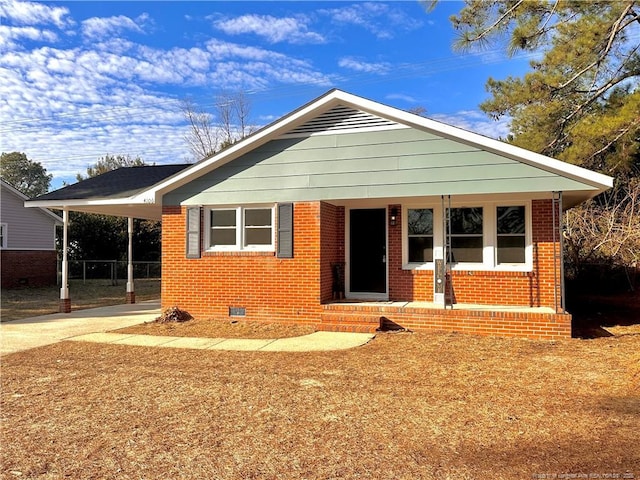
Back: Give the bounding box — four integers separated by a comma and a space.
386, 199, 561, 310
161, 199, 567, 338
321, 303, 571, 340
1, 250, 57, 288
161, 202, 324, 324
319, 203, 345, 303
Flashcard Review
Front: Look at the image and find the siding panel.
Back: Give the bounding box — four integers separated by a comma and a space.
164, 127, 598, 206
0, 186, 58, 250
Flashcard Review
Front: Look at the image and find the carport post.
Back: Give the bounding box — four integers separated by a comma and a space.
60, 208, 71, 313
126, 216, 135, 304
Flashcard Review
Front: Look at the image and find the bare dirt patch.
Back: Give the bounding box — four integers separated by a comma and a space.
116, 316, 316, 339
1, 331, 638, 479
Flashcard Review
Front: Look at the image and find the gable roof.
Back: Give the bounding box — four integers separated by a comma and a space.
142, 89, 613, 207
1, 178, 63, 224
25, 89, 613, 219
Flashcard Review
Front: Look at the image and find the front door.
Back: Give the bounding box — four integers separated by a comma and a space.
349, 208, 387, 296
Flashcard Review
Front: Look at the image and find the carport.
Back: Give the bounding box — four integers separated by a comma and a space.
25, 164, 190, 312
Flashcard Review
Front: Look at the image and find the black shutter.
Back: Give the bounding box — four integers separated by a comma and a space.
277, 203, 293, 258
186, 207, 201, 259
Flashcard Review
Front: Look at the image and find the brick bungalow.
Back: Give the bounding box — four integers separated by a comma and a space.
28, 90, 613, 339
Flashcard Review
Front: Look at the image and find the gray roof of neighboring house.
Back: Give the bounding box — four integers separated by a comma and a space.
33, 164, 192, 202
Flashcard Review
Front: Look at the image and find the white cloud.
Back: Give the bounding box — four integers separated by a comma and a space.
81, 14, 147, 40
432, 110, 513, 140
214, 13, 325, 44
205, 39, 331, 88
386, 93, 417, 103
0, 25, 58, 50
338, 56, 390, 74
0, 0, 73, 28
321, 3, 422, 40
0, 6, 334, 189
1, 122, 193, 185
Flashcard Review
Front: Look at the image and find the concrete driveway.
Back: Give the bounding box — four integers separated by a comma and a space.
1, 300, 160, 356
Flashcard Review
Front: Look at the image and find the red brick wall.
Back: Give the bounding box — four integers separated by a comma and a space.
1, 250, 57, 288
319, 203, 345, 302
386, 199, 560, 309
161, 202, 323, 324
161, 199, 566, 337
321, 303, 571, 340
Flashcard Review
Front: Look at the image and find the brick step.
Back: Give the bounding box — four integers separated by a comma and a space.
320, 313, 381, 325
320, 311, 381, 333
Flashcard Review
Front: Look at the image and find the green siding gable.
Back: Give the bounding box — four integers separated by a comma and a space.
164, 127, 597, 206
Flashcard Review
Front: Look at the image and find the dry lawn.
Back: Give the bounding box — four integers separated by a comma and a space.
117, 317, 316, 339
0, 279, 160, 322
2, 326, 639, 479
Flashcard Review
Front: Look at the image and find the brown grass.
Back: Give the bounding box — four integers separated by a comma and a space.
2, 328, 638, 479
117, 317, 316, 339
0, 279, 160, 322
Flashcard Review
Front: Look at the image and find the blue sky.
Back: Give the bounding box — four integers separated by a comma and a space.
0, 1, 535, 189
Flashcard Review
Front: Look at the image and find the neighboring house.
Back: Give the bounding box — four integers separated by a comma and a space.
1, 178, 62, 288
27, 90, 613, 339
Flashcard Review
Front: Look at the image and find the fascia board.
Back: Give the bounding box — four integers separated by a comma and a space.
26, 197, 144, 209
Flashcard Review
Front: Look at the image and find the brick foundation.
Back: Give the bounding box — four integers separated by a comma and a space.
126, 292, 136, 304
320, 303, 571, 340
1, 250, 57, 289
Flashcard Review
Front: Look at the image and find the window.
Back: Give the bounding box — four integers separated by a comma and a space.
208, 206, 274, 251
0, 223, 6, 248
447, 207, 483, 263
496, 206, 526, 264
403, 202, 530, 271
407, 208, 433, 262
244, 208, 272, 247
210, 209, 237, 247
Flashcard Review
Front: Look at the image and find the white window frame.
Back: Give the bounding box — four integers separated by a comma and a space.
402, 200, 532, 272
446, 206, 486, 267
205, 205, 275, 252
495, 204, 529, 267
0, 223, 7, 249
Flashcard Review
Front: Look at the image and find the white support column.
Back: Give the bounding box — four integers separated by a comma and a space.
126, 216, 135, 304
60, 208, 71, 312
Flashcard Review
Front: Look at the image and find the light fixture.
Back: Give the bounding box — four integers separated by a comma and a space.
390, 207, 398, 226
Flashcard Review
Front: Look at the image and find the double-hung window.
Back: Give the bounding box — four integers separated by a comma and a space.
404, 203, 529, 270
496, 206, 526, 264
407, 208, 433, 263
208, 206, 274, 251
210, 210, 237, 247
447, 207, 483, 263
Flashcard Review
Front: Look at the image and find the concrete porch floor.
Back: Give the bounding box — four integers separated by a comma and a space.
324, 299, 558, 314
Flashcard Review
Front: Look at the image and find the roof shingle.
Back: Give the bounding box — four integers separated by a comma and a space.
34, 164, 191, 201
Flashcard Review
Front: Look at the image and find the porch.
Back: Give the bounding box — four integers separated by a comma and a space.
320, 300, 571, 340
